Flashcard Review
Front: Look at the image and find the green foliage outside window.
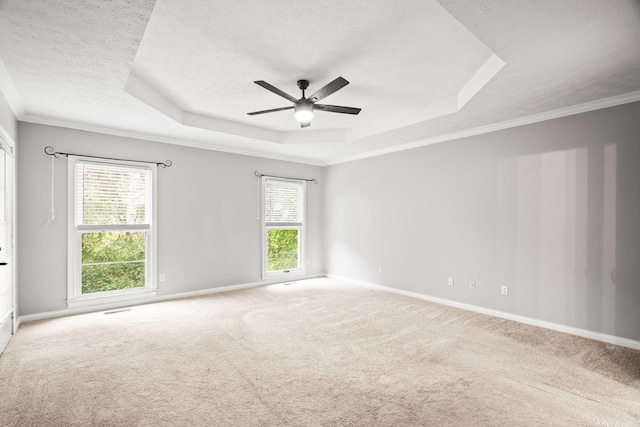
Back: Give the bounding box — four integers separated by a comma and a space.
267, 229, 299, 271
81, 231, 145, 294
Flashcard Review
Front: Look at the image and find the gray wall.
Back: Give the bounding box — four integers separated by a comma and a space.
15, 101, 640, 342
17, 123, 324, 315
324, 101, 640, 342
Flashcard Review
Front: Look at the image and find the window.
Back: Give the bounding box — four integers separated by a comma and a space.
67, 158, 157, 307
262, 177, 305, 278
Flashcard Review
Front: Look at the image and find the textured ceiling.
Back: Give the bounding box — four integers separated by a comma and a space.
0, 0, 639, 165
129, 0, 497, 133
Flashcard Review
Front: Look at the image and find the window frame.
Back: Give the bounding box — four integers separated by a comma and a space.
261, 176, 306, 280
67, 156, 158, 308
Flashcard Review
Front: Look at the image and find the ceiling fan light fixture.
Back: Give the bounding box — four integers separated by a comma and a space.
294, 103, 313, 123
248, 77, 361, 128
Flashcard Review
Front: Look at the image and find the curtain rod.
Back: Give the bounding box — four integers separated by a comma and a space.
44, 146, 172, 168
254, 171, 317, 184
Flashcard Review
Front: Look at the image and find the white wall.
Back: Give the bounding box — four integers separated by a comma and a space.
324, 101, 640, 342
0, 88, 17, 142
17, 123, 324, 316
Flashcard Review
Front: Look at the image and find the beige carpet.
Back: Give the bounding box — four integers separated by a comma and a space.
1, 278, 639, 426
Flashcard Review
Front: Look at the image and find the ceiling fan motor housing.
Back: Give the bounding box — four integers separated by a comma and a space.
295, 98, 313, 110
297, 80, 310, 92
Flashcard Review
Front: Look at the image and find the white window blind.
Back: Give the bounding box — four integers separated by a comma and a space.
76, 162, 151, 228
0, 148, 15, 326
265, 179, 304, 227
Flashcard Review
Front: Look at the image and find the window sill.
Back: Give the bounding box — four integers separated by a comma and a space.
67, 288, 157, 309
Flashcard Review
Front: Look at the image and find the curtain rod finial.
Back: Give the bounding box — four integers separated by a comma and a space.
44, 146, 62, 158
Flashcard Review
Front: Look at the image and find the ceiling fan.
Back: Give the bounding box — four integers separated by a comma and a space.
247, 77, 361, 128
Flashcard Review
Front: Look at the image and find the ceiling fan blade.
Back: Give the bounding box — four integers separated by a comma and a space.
254, 81, 298, 103
314, 104, 361, 115
300, 121, 311, 128
307, 77, 349, 103
247, 106, 294, 116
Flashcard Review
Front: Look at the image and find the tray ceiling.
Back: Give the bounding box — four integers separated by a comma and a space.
1, 0, 639, 164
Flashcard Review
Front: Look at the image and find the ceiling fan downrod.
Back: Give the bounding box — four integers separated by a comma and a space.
297, 79, 309, 98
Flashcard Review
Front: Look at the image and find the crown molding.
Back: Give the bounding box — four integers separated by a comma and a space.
20, 114, 327, 167
0, 56, 25, 119
20, 89, 640, 168
326, 90, 640, 165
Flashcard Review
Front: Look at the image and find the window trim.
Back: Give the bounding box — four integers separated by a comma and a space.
67, 156, 158, 308
261, 176, 306, 280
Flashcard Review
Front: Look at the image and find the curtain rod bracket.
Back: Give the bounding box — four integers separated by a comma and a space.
44, 146, 172, 168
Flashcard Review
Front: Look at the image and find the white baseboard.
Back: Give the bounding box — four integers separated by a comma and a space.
18, 274, 325, 324
328, 275, 640, 351
0, 314, 12, 354
13, 314, 21, 333
18, 273, 639, 351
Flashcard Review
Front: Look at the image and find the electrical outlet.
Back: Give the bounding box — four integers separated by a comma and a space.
469, 281, 476, 290
501, 285, 509, 296
159, 274, 165, 282
378, 266, 383, 274
448, 277, 454, 286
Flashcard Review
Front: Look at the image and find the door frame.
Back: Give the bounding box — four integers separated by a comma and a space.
0, 128, 16, 353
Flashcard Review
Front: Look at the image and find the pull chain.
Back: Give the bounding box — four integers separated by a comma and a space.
256, 176, 261, 221
46, 154, 55, 223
